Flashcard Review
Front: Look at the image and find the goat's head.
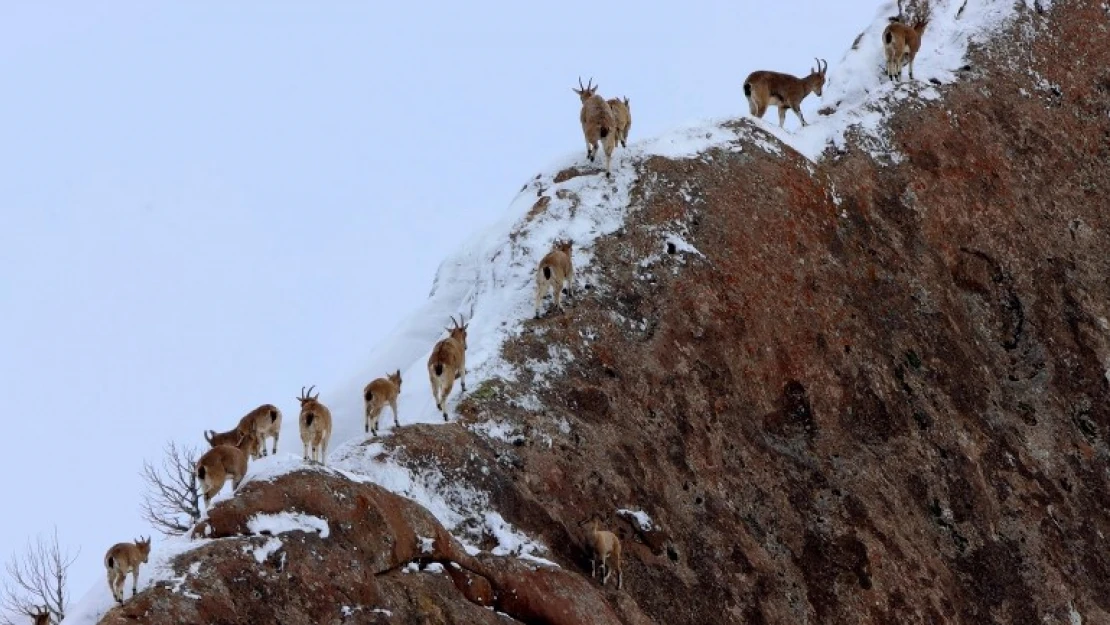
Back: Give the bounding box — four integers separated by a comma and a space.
297, 385, 321, 408
388, 369, 402, 389
808, 58, 828, 96
135, 536, 152, 562
446, 315, 469, 349
572, 77, 599, 103
236, 427, 260, 456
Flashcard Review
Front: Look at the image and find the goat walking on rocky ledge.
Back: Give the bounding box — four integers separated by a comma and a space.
743, 59, 827, 128
197, 428, 257, 505
428, 315, 469, 421
581, 515, 623, 590
104, 537, 151, 604
297, 385, 333, 465
573, 77, 618, 178
534, 239, 574, 318
883, 9, 929, 82
364, 370, 402, 436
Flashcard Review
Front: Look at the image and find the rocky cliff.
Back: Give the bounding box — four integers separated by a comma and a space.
91, 0, 1110, 623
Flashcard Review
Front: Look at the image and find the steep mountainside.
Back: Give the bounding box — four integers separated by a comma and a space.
70, 0, 1110, 623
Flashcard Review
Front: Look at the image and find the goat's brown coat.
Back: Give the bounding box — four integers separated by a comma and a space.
743, 59, 828, 128
297, 386, 332, 465
607, 97, 632, 148
364, 370, 402, 436
104, 537, 151, 604
196, 430, 254, 506
883, 16, 928, 82
427, 316, 468, 421
534, 240, 574, 318
574, 78, 618, 178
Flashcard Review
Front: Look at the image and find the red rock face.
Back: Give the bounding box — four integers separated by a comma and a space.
99, 470, 627, 625
396, 3, 1110, 624
98, 3, 1110, 624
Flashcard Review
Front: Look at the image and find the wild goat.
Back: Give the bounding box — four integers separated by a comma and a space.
743, 59, 828, 128
240, 403, 282, 456
104, 536, 151, 604
581, 516, 623, 589
297, 385, 333, 464
364, 370, 402, 436
607, 97, 632, 148
883, 11, 929, 82
196, 429, 256, 506
427, 315, 468, 421
204, 403, 282, 459
534, 240, 574, 318
573, 77, 618, 178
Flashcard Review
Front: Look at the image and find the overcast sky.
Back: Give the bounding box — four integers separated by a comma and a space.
0, 0, 882, 607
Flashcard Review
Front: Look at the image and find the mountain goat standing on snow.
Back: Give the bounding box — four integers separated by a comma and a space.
297, 385, 332, 465
743, 59, 828, 128
196, 429, 256, 506
607, 97, 632, 148
364, 370, 402, 436
534, 239, 574, 318
573, 77, 618, 178
204, 403, 282, 459
427, 315, 468, 421
883, 10, 929, 82
104, 536, 151, 604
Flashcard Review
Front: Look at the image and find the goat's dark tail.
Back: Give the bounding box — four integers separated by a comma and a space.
743, 83, 752, 97
543, 266, 552, 280
434, 363, 444, 376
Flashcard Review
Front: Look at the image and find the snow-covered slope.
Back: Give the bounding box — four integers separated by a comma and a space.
59, 1, 1048, 622
761, 0, 1052, 161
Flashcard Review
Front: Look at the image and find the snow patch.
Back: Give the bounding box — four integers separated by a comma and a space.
1070, 603, 1083, 625
618, 509, 657, 531
469, 420, 523, 444
247, 512, 330, 539
485, 512, 556, 567
251, 537, 284, 564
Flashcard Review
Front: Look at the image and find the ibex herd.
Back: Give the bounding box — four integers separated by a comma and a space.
98, 3, 937, 609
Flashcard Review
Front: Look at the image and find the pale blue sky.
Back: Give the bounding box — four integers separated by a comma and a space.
0, 0, 880, 605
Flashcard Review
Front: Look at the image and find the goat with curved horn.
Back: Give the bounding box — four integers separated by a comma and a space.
882, 7, 928, 82
427, 315, 470, 421
296, 384, 332, 464
742, 58, 829, 129
104, 536, 152, 604
572, 75, 618, 178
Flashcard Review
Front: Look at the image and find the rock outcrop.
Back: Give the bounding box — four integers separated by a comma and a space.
99, 470, 626, 625
96, 1, 1110, 623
